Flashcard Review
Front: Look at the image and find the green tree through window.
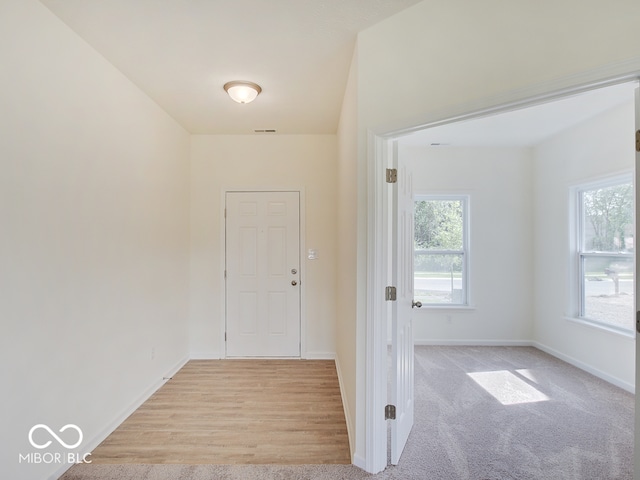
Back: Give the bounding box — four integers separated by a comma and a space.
582, 183, 633, 252
414, 197, 468, 305
414, 200, 463, 250
577, 177, 634, 331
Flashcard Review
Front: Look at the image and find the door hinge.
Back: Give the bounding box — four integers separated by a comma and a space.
224, 270, 227, 279
385, 404, 396, 420
386, 168, 397, 183
225, 332, 227, 341
385, 286, 397, 301
636, 130, 640, 153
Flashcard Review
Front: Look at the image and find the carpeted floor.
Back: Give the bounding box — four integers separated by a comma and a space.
61, 346, 634, 480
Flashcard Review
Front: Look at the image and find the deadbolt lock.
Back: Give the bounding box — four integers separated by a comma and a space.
291, 269, 297, 274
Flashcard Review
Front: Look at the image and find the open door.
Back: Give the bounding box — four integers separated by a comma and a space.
390, 150, 415, 465
634, 86, 640, 480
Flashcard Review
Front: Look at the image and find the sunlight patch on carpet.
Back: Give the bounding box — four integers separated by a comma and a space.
467, 370, 550, 405
515, 368, 539, 384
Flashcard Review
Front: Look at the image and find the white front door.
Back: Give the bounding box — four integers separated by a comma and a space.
225, 191, 301, 357
390, 159, 415, 464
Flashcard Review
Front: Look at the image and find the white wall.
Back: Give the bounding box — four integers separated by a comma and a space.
336, 47, 359, 462
0, 2, 191, 480
189, 135, 338, 359
358, 0, 640, 134
401, 146, 534, 343
532, 101, 636, 390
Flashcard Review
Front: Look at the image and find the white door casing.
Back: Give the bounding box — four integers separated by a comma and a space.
390, 157, 415, 464
225, 191, 301, 357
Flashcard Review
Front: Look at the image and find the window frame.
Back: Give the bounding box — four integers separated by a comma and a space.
413, 194, 470, 307
574, 173, 635, 333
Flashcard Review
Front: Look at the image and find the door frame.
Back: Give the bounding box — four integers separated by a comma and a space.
221, 187, 307, 359
365, 66, 640, 474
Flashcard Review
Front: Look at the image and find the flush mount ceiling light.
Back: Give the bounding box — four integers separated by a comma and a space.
223, 81, 262, 104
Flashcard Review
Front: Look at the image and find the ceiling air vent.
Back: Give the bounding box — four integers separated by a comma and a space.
254, 129, 277, 133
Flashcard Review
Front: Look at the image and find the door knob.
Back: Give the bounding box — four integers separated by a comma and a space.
291, 280, 298, 286
412, 300, 422, 309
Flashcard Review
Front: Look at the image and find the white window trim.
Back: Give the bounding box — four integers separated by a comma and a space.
570, 172, 635, 335
414, 194, 471, 307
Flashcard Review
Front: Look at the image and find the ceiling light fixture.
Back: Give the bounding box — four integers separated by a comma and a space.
224, 81, 262, 104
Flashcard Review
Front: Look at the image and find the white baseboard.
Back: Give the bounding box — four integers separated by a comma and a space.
353, 453, 367, 470
305, 351, 336, 360
84, 355, 189, 454
50, 355, 189, 480
50, 463, 72, 480
414, 339, 533, 346
532, 342, 635, 394
191, 352, 333, 360
190, 352, 223, 360
334, 354, 355, 463
412, 340, 634, 393
163, 355, 190, 379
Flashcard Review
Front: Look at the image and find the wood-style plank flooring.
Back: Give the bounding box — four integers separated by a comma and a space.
89, 360, 351, 464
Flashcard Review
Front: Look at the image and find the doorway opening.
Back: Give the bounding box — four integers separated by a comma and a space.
377, 78, 638, 471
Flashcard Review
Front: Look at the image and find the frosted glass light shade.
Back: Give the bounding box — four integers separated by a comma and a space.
224, 81, 262, 104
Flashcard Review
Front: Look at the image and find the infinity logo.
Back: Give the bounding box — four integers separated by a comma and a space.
28, 424, 83, 450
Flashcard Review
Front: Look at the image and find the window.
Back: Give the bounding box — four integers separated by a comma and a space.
414, 196, 469, 306
576, 175, 634, 332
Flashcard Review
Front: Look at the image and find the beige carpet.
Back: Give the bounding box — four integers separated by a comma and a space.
61, 346, 634, 479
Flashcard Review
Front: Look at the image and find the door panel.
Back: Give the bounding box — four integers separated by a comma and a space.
268, 227, 286, 275
239, 227, 257, 275
226, 191, 301, 357
239, 292, 257, 334
391, 161, 415, 464
268, 292, 287, 335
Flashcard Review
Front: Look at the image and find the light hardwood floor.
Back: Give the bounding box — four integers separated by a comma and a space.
89, 360, 351, 464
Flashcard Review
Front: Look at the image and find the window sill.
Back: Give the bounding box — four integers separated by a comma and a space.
564, 316, 636, 339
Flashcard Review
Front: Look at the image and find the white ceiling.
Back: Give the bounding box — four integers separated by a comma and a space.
39, 0, 422, 134
398, 81, 638, 148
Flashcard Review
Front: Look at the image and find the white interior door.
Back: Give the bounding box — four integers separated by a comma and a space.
634, 87, 640, 480
225, 191, 301, 357
390, 159, 415, 464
